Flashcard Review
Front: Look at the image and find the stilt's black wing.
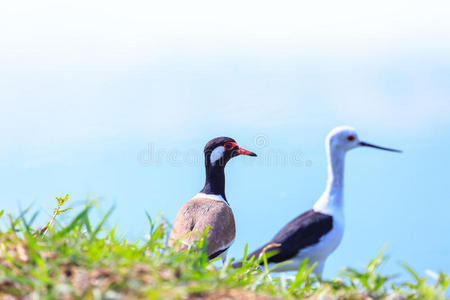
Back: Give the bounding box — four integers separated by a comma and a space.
233, 210, 333, 267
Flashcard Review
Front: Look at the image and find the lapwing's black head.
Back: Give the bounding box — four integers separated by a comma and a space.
201, 137, 257, 200
204, 136, 257, 168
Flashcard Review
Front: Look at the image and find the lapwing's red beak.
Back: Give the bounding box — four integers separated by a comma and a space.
236, 147, 257, 156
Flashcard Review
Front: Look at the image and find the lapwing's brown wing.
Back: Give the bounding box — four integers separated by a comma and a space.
169, 196, 236, 258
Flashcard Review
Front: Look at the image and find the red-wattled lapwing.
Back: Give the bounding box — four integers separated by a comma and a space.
169, 137, 257, 261
233, 126, 401, 276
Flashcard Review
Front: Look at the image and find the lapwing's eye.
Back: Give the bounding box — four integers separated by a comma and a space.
347, 135, 355, 141
224, 142, 234, 150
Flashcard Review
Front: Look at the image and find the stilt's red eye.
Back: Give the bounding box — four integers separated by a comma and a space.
224, 142, 235, 150
347, 135, 355, 141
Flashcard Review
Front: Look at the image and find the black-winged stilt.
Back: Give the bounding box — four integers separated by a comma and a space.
233, 126, 401, 276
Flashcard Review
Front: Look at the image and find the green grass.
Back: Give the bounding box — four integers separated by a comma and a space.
0, 196, 448, 299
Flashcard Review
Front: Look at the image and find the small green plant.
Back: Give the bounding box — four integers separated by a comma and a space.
400, 262, 450, 299
339, 246, 392, 298
40, 194, 72, 236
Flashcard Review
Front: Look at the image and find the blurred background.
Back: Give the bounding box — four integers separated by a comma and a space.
1, 0, 449, 279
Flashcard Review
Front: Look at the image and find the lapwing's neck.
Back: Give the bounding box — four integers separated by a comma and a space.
313, 147, 346, 215
200, 164, 228, 203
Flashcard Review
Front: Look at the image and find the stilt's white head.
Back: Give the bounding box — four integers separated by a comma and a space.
326, 126, 360, 152
326, 126, 402, 153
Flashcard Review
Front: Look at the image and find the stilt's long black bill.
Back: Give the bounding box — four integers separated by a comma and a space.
359, 141, 402, 153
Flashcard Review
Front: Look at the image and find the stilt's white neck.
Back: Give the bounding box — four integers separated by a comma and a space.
313, 146, 346, 216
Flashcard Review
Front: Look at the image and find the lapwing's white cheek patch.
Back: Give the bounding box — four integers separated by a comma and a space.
210, 146, 225, 166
